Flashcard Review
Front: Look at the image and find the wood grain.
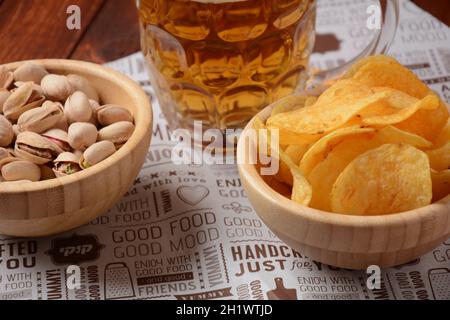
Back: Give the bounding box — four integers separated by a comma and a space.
0, 0, 105, 64
71, 0, 140, 64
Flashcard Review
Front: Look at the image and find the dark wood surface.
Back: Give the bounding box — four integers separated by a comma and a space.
0, 0, 448, 65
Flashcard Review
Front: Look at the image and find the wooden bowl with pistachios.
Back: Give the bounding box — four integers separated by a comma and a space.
0, 60, 152, 237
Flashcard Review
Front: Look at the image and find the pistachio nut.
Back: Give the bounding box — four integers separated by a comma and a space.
41, 128, 71, 152
90, 99, 100, 111
53, 152, 82, 177
15, 131, 63, 165
0, 115, 14, 147
67, 74, 99, 102
13, 62, 48, 84
12, 124, 20, 139
0, 89, 11, 113
96, 104, 133, 126
55, 114, 69, 131
14, 81, 44, 96
80, 140, 115, 169
40, 164, 56, 180
1, 159, 41, 182
0, 147, 12, 161
17, 101, 64, 133
3, 82, 45, 122
41, 74, 74, 101
0, 66, 13, 89
68, 122, 98, 150
98, 121, 135, 149
64, 91, 93, 123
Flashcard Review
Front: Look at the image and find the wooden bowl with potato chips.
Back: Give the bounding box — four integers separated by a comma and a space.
237, 56, 450, 269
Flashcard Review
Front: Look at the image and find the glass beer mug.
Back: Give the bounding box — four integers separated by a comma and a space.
138, 0, 399, 134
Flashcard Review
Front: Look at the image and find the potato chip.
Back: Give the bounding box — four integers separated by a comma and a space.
431, 170, 450, 202
426, 142, 450, 171
308, 136, 373, 211
271, 95, 308, 117
435, 118, 450, 147
373, 125, 432, 149
276, 143, 313, 206
299, 126, 375, 177
348, 57, 431, 99
267, 126, 322, 146
362, 94, 440, 126
307, 126, 431, 211
331, 144, 432, 215
291, 166, 313, 206
279, 144, 310, 186
395, 101, 449, 142
344, 55, 399, 79
266, 80, 382, 135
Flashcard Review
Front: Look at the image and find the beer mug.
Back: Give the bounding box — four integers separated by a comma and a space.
138, 0, 399, 133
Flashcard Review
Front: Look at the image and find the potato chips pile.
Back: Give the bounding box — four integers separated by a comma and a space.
257, 55, 450, 215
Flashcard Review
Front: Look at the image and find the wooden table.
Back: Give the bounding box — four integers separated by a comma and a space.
0, 0, 449, 64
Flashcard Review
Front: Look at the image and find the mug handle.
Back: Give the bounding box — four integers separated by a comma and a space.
306, 0, 400, 90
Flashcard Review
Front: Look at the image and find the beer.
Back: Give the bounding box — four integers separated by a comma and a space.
139, 0, 316, 131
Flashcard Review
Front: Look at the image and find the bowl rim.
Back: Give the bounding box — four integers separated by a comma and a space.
237, 102, 450, 229
0, 59, 152, 194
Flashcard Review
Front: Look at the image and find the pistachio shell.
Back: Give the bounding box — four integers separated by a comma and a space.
67, 74, 99, 102
15, 131, 63, 165
54, 114, 69, 131
0, 147, 12, 161
14, 81, 44, 96
13, 62, 48, 84
98, 121, 135, 148
17, 101, 64, 133
0, 89, 11, 113
41, 128, 71, 151
3, 82, 45, 122
0, 115, 14, 147
64, 91, 93, 123
53, 152, 82, 177
68, 122, 98, 150
0, 66, 13, 89
12, 124, 20, 138
41, 74, 74, 101
80, 140, 115, 169
1, 159, 41, 182
40, 164, 56, 180
89, 99, 100, 111
96, 104, 133, 126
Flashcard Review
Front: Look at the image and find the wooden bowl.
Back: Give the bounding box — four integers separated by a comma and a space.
0, 59, 152, 237
237, 104, 450, 270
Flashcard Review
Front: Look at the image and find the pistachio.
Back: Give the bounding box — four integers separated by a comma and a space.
40, 164, 56, 180
68, 122, 97, 150
0, 89, 11, 114
55, 114, 69, 131
89, 99, 100, 111
64, 91, 92, 123
67, 122, 98, 150
0, 147, 12, 161
12, 124, 20, 138
67, 74, 99, 102
13, 62, 48, 84
96, 104, 133, 126
17, 101, 64, 133
41, 128, 71, 152
53, 152, 82, 177
15, 131, 63, 165
3, 82, 45, 122
41, 74, 73, 101
80, 141, 115, 169
98, 121, 135, 149
1, 159, 41, 182
0, 66, 13, 89
14, 81, 44, 96
0, 115, 14, 147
